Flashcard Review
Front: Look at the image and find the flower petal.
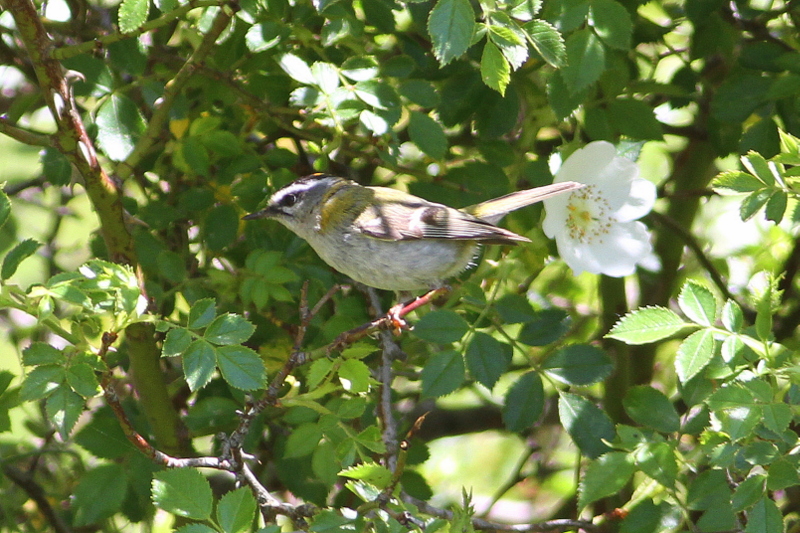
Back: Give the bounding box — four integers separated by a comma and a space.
614, 178, 657, 222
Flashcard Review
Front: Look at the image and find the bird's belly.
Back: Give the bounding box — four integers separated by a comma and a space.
307, 233, 477, 291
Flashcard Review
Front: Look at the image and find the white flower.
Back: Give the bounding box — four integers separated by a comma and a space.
542, 141, 657, 277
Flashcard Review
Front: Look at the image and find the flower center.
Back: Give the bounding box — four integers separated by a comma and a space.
565, 184, 615, 243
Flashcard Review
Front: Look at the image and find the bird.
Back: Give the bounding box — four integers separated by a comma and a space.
243, 173, 583, 292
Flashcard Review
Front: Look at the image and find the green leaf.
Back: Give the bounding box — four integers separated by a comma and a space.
740, 189, 772, 221
0, 189, 9, 230
421, 350, 465, 397
487, 15, 528, 70
578, 452, 635, 509
558, 392, 614, 458
517, 309, 570, 346
465, 332, 512, 389
765, 190, 787, 223
408, 111, 448, 160
284, 422, 323, 458
561, 29, 605, 95
189, 298, 217, 329
205, 313, 255, 345
733, 475, 765, 512
413, 310, 469, 343
589, 0, 632, 50
607, 99, 663, 140
762, 402, 792, 434
183, 339, 217, 392
678, 281, 717, 327
66, 363, 101, 398
676, 329, 715, 383
338, 358, 372, 393
152, 468, 213, 520
215, 345, 266, 391
606, 307, 688, 344
623, 386, 680, 433
22, 342, 65, 366
745, 497, 783, 533
767, 457, 800, 490
312, 441, 340, 486
118, 0, 150, 33
686, 469, 730, 510
278, 53, 315, 84
217, 487, 257, 533
712, 171, 767, 193
73, 464, 128, 526
41, 147, 72, 185
428, 0, 475, 66
721, 299, 744, 332
524, 19, 566, 68
339, 462, 393, 488
480, 41, 511, 95
633, 441, 678, 489
96, 93, 146, 161
495, 294, 537, 324
162, 328, 192, 357
20, 365, 65, 401
2, 238, 41, 280
204, 203, 239, 251
502, 371, 544, 432
399, 79, 440, 108
341, 56, 379, 82
542, 344, 613, 385
46, 386, 84, 439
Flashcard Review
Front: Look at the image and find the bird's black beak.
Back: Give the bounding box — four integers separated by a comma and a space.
241, 207, 273, 221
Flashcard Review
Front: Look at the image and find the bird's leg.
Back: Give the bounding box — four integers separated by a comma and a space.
387, 287, 451, 334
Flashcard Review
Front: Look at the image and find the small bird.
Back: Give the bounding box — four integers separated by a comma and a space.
243, 174, 583, 291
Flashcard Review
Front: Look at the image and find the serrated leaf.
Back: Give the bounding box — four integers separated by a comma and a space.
46, 386, 84, 439
421, 350, 465, 397
73, 464, 128, 526
96, 93, 146, 161
217, 487, 256, 533
183, 339, 216, 392
623, 386, 680, 433
675, 329, 715, 383
278, 53, 315, 84
524, 19, 566, 68
633, 441, 678, 489
745, 497, 783, 533
204, 313, 255, 345
502, 371, 544, 432
465, 332, 512, 389
22, 342, 65, 366
721, 299, 744, 332
20, 365, 65, 401
215, 345, 266, 391
712, 171, 766, 193
740, 189, 772, 221
118, 0, 150, 33
408, 111, 448, 160
66, 363, 101, 398
0, 189, 9, 230
339, 462, 392, 488
578, 452, 634, 509
542, 344, 613, 386
152, 469, 213, 520
765, 190, 787, 223
428, 0, 475, 66
559, 392, 614, 458
338, 358, 372, 393
188, 298, 216, 329
606, 307, 688, 344
678, 281, 717, 327
284, 423, 323, 458
2, 238, 41, 280
162, 328, 192, 357
561, 29, 605, 95
413, 310, 468, 343
480, 41, 510, 95
589, 0, 632, 50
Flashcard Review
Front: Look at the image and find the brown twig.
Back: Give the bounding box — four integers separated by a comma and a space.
3, 464, 72, 533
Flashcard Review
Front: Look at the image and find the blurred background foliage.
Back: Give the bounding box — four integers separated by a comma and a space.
2, 0, 800, 531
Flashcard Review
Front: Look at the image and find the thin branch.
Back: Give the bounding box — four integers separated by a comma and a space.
3, 464, 72, 533
51, 0, 225, 60
0, 117, 52, 147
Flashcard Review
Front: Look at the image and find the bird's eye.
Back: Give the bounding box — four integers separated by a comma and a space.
281, 193, 299, 207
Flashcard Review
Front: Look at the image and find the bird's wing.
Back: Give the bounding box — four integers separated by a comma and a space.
355, 201, 530, 244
